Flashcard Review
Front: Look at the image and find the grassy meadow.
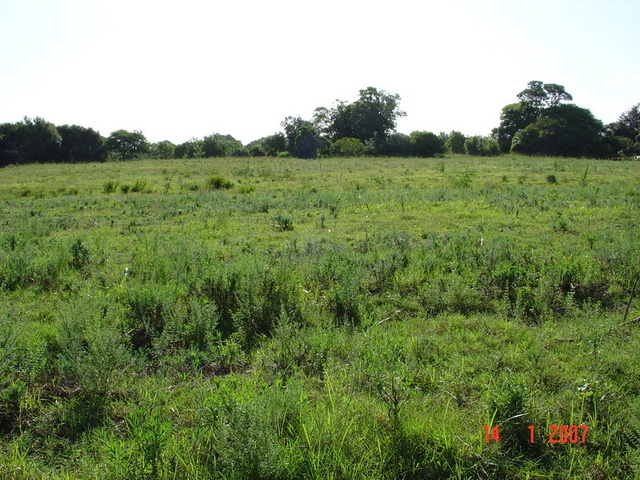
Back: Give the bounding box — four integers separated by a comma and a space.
1, 154, 640, 479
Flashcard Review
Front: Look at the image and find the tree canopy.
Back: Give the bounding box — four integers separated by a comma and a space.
494, 80, 610, 157
606, 103, 640, 155
0, 117, 61, 166
105, 130, 149, 161
511, 104, 607, 157
320, 87, 406, 145
409, 131, 445, 157
1, 83, 635, 165
57, 125, 106, 163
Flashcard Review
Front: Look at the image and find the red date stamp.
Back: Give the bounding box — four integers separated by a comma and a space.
483, 425, 588, 444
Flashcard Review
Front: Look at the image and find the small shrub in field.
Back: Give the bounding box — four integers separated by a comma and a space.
103, 180, 118, 193
272, 214, 293, 231
121, 184, 131, 194
454, 168, 474, 188
131, 179, 148, 193
546, 174, 558, 184
552, 212, 573, 233
206, 175, 234, 190
69, 238, 90, 270
122, 285, 175, 351
328, 282, 362, 327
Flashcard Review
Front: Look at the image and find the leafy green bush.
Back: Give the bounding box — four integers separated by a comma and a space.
464, 136, 500, 156
131, 179, 148, 193
205, 175, 234, 190
69, 238, 90, 270
272, 214, 294, 231
103, 180, 118, 193
410, 131, 446, 157
332, 137, 365, 157
121, 284, 177, 351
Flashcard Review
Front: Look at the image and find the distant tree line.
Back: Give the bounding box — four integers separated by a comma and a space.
1, 83, 638, 166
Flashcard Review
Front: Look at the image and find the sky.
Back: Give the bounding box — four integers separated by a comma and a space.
1, 0, 639, 145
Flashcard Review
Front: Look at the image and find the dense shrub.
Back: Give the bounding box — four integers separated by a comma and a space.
410, 131, 446, 157
205, 175, 234, 190
464, 136, 500, 156
332, 137, 365, 156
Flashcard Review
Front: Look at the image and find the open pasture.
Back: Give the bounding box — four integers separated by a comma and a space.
1, 155, 640, 479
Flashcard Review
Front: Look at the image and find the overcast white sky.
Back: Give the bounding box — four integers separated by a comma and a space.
1, 0, 638, 145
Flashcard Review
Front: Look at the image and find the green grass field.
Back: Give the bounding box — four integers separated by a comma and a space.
1, 155, 640, 479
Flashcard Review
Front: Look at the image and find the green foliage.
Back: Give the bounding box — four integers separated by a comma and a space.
294, 125, 327, 159
366, 132, 410, 156
174, 138, 203, 158
249, 132, 287, 156
202, 133, 244, 157
494, 101, 539, 152
130, 179, 148, 193
517, 80, 573, 109
105, 129, 149, 161
607, 103, 640, 156
322, 87, 406, 146
331, 137, 364, 156
150, 140, 176, 159
1, 155, 639, 478
497, 80, 611, 157
464, 135, 500, 156
205, 175, 234, 190
69, 238, 90, 270
272, 213, 294, 231
57, 124, 106, 162
410, 130, 445, 157
512, 104, 608, 157
103, 179, 118, 193
0, 116, 61, 166
446, 130, 466, 153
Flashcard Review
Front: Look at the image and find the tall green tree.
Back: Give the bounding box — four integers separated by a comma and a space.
0, 122, 22, 166
464, 136, 500, 156
0, 117, 62, 165
322, 87, 406, 145
494, 80, 605, 156
332, 137, 365, 157
516, 81, 572, 110
517, 80, 548, 110
446, 131, 466, 154
202, 134, 244, 157
608, 103, 640, 140
151, 140, 176, 159
281, 116, 313, 154
371, 133, 412, 157
57, 125, 106, 163
105, 130, 149, 161
494, 102, 539, 152
260, 132, 287, 156
511, 104, 607, 157
175, 139, 203, 158
294, 125, 327, 159
410, 131, 445, 157
543, 83, 573, 107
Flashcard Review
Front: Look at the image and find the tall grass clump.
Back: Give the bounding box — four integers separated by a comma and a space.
205, 175, 234, 190
103, 180, 118, 193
